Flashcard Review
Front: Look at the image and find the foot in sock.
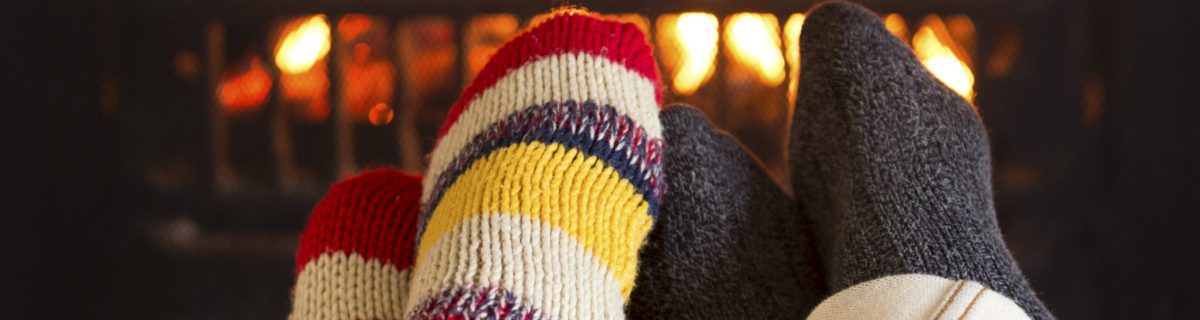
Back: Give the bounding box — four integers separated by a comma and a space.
790, 2, 1052, 319
628, 105, 827, 319
405, 11, 663, 319
290, 169, 423, 320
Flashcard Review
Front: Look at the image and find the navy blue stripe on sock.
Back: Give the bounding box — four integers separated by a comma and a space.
418, 100, 663, 241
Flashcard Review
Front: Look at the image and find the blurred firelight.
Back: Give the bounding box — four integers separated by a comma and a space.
217, 57, 272, 115
368, 103, 394, 126
884, 14, 910, 43
784, 14, 805, 105
337, 14, 373, 39
275, 15, 331, 74
657, 13, 719, 96
463, 14, 519, 82
725, 13, 786, 87
336, 14, 395, 122
913, 16, 975, 103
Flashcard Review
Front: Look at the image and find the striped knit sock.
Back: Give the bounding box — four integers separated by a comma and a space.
290, 169, 422, 320
629, 105, 827, 318
405, 11, 663, 319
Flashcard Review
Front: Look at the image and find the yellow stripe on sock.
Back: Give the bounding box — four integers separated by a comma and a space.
416, 141, 653, 298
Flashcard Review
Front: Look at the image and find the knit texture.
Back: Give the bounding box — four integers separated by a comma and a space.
406, 11, 663, 320
808, 274, 1030, 320
291, 169, 423, 320
629, 105, 827, 319
789, 2, 1052, 319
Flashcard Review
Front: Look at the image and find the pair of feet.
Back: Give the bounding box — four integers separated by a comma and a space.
291, 2, 1051, 319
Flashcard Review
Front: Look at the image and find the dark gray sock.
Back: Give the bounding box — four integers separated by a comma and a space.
629, 105, 826, 319
789, 2, 1052, 319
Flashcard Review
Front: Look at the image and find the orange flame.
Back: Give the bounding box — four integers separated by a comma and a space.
396, 17, 457, 97
336, 15, 395, 123
275, 15, 331, 75
368, 103, 394, 126
463, 14, 519, 82
273, 15, 332, 122
884, 14, 909, 43
784, 13, 806, 104
217, 57, 272, 116
913, 16, 975, 102
725, 13, 786, 87
337, 14, 373, 40
657, 13, 719, 96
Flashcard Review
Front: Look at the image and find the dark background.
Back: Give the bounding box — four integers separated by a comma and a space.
3, 0, 1199, 318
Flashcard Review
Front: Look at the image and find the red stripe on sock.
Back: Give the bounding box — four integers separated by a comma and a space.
295, 169, 423, 275
438, 13, 662, 139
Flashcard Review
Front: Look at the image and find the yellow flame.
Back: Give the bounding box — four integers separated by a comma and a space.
670, 13, 719, 96
784, 14, 805, 104
275, 15, 331, 74
913, 16, 974, 102
725, 13, 786, 87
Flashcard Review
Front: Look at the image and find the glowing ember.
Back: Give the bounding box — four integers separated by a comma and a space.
275, 15, 331, 74
784, 13, 805, 104
725, 13, 786, 87
884, 14, 909, 43
657, 13, 718, 96
913, 16, 975, 102
217, 57, 272, 115
368, 103, 394, 126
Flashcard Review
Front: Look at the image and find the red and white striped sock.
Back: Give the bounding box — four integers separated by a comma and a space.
405, 10, 664, 319
290, 169, 422, 320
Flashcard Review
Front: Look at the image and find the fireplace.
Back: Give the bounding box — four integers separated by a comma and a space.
14, 0, 1185, 318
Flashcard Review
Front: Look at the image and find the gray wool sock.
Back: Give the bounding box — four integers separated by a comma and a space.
789, 2, 1052, 319
629, 105, 826, 319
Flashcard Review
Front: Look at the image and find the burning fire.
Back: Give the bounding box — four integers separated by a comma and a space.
725, 13, 786, 87
336, 15, 396, 123
368, 103, 394, 126
275, 15, 331, 74
273, 15, 333, 122
217, 57, 272, 115
913, 15, 975, 102
784, 14, 805, 104
884, 14, 909, 43
463, 15, 519, 82
657, 13, 719, 96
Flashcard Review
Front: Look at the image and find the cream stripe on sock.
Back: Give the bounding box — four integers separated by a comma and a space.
422, 52, 661, 204
807, 274, 1030, 320
405, 213, 625, 320
291, 252, 410, 320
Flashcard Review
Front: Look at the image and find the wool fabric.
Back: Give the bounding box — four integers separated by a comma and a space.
290, 169, 423, 320
789, 2, 1053, 318
629, 105, 827, 319
405, 11, 663, 320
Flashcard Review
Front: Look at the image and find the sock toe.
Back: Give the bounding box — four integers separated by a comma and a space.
292, 168, 423, 320
801, 2, 916, 70
790, 3, 1052, 318
800, 1, 970, 114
